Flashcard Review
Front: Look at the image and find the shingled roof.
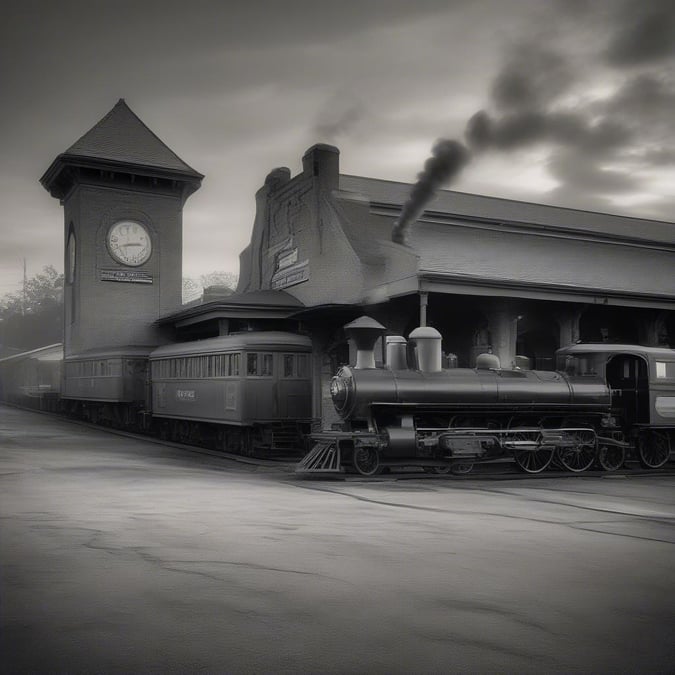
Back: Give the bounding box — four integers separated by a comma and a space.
62, 99, 202, 177
338, 174, 675, 246
331, 174, 675, 307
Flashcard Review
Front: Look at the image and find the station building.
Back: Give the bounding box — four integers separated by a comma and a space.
36, 100, 675, 427
163, 143, 675, 425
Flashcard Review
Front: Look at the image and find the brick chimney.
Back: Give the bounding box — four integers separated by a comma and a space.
302, 143, 339, 192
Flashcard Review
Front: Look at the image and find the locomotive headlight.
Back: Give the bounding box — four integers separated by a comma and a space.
330, 376, 347, 405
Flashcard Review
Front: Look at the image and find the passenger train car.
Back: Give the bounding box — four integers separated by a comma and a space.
149, 332, 312, 454
0, 344, 62, 412
298, 317, 675, 476
0, 331, 313, 457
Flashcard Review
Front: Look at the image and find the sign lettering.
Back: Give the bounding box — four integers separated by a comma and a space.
101, 269, 153, 284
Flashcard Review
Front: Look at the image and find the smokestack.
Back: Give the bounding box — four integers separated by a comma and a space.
343, 316, 385, 369
392, 139, 470, 245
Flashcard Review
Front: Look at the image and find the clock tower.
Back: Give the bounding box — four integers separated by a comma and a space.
40, 100, 203, 357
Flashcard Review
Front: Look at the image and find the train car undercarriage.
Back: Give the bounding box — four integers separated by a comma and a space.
297, 417, 671, 477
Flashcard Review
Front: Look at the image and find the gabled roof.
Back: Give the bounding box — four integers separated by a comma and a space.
62, 99, 202, 177
339, 174, 675, 246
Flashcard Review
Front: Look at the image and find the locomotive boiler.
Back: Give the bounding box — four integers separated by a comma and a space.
299, 317, 674, 476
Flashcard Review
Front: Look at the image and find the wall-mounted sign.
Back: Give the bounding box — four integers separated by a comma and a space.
100, 269, 153, 284
271, 260, 309, 290
176, 389, 196, 401
277, 248, 298, 270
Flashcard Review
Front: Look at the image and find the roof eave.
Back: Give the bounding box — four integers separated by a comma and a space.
157, 301, 306, 327
418, 271, 675, 309
40, 153, 204, 199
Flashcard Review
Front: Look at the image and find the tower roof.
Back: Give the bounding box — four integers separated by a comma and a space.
64, 99, 202, 176
40, 99, 203, 198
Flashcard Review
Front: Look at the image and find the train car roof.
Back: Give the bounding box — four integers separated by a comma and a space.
556, 343, 675, 359
150, 331, 312, 358
0, 343, 63, 364
66, 346, 156, 360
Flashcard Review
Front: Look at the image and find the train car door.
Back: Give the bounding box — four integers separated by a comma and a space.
605, 354, 649, 426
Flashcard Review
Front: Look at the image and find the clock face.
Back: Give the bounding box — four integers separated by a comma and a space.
107, 220, 152, 266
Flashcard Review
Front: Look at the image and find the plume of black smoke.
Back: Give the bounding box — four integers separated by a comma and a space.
392, 139, 470, 245
313, 96, 366, 143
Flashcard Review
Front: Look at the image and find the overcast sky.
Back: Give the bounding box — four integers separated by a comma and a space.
1, 0, 674, 296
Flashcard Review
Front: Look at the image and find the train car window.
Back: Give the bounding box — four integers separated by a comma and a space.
231, 353, 240, 376
656, 361, 675, 379
562, 355, 600, 376
262, 353, 274, 376
283, 354, 294, 378
297, 354, 309, 378
247, 353, 258, 376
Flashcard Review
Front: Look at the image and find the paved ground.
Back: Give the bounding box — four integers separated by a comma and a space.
1, 405, 674, 674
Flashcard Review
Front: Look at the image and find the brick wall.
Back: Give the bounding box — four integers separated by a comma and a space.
64, 182, 183, 356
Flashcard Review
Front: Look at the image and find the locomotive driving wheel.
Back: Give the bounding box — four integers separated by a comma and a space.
423, 465, 452, 474
450, 462, 474, 475
597, 444, 625, 472
637, 430, 671, 469
556, 431, 596, 473
352, 446, 381, 476
511, 432, 554, 474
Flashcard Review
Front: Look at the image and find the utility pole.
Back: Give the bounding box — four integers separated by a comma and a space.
22, 258, 27, 316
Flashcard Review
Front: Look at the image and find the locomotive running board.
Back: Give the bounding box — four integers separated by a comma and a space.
296, 440, 342, 474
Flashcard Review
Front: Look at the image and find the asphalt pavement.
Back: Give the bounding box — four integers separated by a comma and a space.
1, 405, 674, 674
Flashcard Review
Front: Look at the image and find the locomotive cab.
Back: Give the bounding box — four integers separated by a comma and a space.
556, 343, 675, 427
605, 354, 650, 427
556, 343, 675, 469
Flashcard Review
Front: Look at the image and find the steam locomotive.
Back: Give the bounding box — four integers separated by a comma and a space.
298, 316, 675, 476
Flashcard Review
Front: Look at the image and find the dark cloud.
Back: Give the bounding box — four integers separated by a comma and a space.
462, 9, 675, 216
464, 43, 584, 154
466, 109, 632, 156
642, 148, 675, 166
605, 0, 675, 66
606, 74, 675, 132
548, 150, 640, 193
490, 44, 574, 111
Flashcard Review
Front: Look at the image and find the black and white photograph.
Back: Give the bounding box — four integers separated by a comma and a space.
1, 1, 674, 673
